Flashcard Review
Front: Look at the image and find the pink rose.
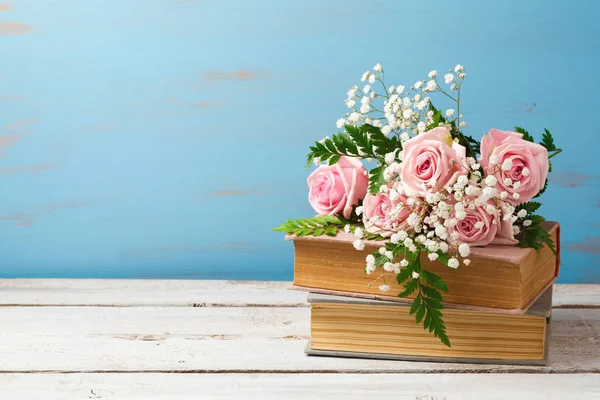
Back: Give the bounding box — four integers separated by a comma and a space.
307, 156, 368, 219
447, 200, 517, 247
479, 129, 548, 205
362, 190, 415, 237
400, 127, 468, 196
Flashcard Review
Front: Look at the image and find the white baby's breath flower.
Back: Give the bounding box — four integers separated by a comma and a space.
385, 250, 394, 260
500, 191, 508, 200
379, 284, 390, 292
368, 74, 376, 84
417, 121, 426, 132
454, 64, 464, 73
474, 221, 484, 229
383, 262, 394, 272
448, 257, 459, 269
344, 224, 351, 233
463, 259, 471, 266
396, 85, 405, 94
361, 72, 370, 82
390, 233, 400, 244
347, 112, 360, 124
360, 104, 370, 113
459, 121, 467, 128
385, 152, 396, 165
513, 181, 521, 190
457, 175, 469, 187
363, 85, 371, 94
446, 109, 455, 117
414, 80, 423, 89
345, 99, 355, 108
501, 158, 513, 171
378, 247, 387, 255
428, 70, 438, 78
400, 259, 409, 267
451, 83, 458, 90
355, 206, 363, 216
428, 252, 439, 261
354, 227, 364, 239
517, 209, 527, 218
485, 175, 497, 187
336, 118, 346, 128
366, 254, 375, 265
426, 80, 437, 92
444, 73, 454, 84
522, 167, 530, 177
373, 63, 383, 72
366, 264, 376, 274
489, 155, 500, 166
403, 109, 413, 119
412, 271, 420, 279
523, 219, 532, 227
382, 125, 391, 135
458, 243, 470, 258
353, 239, 365, 251
513, 192, 520, 200
439, 241, 449, 252
435, 225, 448, 240
388, 85, 395, 93
458, 72, 466, 79
513, 226, 521, 235
504, 177, 513, 187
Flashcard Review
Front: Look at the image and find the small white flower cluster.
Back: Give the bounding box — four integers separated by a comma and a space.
337, 64, 468, 141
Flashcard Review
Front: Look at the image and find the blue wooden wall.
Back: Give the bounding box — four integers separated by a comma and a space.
0, 0, 598, 282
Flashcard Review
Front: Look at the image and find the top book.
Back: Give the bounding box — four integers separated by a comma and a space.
289, 221, 559, 314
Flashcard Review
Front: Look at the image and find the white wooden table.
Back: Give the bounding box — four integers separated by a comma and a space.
0, 280, 598, 399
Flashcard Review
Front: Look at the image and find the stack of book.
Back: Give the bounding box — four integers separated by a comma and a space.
288, 222, 560, 365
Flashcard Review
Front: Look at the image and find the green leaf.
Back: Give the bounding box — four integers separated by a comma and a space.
421, 285, 443, 301
514, 126, 535, 142
325, 226, 338, 236
395, 264, 413, 284
419, 269, 448, 292
409, 294, 422, 315
516, 215, 557, 255
368, 165, 386, 194
515, 201, 542, 215
272, 215, 347, 237
415, 304, 426, 323
398, 279, 418, 298
327, 154, 341, 165
541, 128, 557, 151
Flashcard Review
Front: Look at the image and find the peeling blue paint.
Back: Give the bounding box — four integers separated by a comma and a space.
0, 0, 599, 282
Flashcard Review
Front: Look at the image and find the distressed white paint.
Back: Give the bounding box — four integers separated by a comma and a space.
0, 279, 306, 306
0, 280, 598, 398
1, 373, 598, 400
0, 280, 597, 308
0, 306, 599, 372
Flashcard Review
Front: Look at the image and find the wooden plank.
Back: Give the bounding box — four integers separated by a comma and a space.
0, 280, 597, 308
1, 373, 598, 399
0, 279, 306, 307
0, 306, 598, 373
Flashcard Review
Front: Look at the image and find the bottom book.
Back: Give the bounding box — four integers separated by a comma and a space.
306, 287, 552, 366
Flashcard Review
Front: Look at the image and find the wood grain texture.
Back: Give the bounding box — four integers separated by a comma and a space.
0, 280, 598, 307
0, 279, 307, 306
1, 373, 599, 400
0, 305, 598, 373
310, 302, 547, 361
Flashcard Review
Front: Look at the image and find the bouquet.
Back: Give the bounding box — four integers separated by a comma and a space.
274, 64, 561, 346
